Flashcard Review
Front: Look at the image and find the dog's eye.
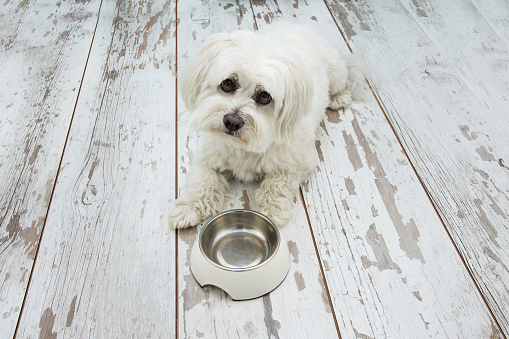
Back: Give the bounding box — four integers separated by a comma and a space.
257, 91, 272, 105
220, 79, 236, 93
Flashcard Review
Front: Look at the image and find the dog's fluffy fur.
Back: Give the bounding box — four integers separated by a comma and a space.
169, 24, 361, 229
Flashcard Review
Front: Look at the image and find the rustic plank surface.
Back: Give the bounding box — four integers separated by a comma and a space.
252, 0, 503, 337
0, 0, 100, 336
1, 0, 508, 337
470, 0, 509, 48
14, 0, 177, 337
176, 1, 338, 337
326, 0, 509, 334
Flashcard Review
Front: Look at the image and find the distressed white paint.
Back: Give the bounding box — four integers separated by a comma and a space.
176, 1, 338, 338
326, 0, 509, 335
470, 0, 509, 48
252, 0, 502, 337
0, 0, 100, 336
3, 0, 507, 337
15, 0, 177, 337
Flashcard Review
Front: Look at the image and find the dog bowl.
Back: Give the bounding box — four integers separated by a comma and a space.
190, 209, 291, 300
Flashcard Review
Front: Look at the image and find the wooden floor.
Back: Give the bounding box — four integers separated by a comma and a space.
1, 0, 508, 337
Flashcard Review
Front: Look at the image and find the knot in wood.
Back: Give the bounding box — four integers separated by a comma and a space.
81, 185, 98, 205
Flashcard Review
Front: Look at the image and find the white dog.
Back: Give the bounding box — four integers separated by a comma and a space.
169, 24, 361, 229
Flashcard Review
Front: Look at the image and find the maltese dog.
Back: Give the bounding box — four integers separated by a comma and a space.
170, 24, 361, 229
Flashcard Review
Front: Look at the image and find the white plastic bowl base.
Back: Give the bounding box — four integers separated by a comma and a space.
190, 210, 291, 300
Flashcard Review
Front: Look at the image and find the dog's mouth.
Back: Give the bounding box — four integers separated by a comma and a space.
223, 129, 244, 140
209, 127, 248, 144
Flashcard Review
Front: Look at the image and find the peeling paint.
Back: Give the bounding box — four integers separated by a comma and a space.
352, 113, 425, 262
344, 177, 356, 195
459, 125, 477, 141
315, 140, 324, 162
88, 158, 100, 180
419, 313, 431, 330
287, 240, 300, 263
342, 198, 350, 211
66, 296, 77, 327
301, 180, 309, 193
490, 319, 503, 338
29, 145, 42, 166
343, 131, 363, 171
363, 223, 402, 273
319, 120, 329, 136
236, 3, 247, 26
317, 272, 332, 313
476, 146, 496, 162
182, 274, 209, 312
353, 327, 374, 339
240, 189, 250, 209
486, 194, 507, 219
325, 109, 341, 123
294, 271, 305, 291
474, 199, 499, 247
7, 214, 21, 240
24, 218, 42, 259
371, 204, 378, 217
39, 308, 57, 339
103, 69, 119, 81
413, 291, 422, 301
263, 295, 281, 338
483, 246, 508, 273
140, 200, 146, 218
410, 0, 428, 17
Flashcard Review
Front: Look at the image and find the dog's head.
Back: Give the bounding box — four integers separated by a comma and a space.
180, 30, 313, 153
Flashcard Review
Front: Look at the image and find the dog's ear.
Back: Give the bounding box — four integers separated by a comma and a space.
276, 60, 314, 144
180, 33, 233, 109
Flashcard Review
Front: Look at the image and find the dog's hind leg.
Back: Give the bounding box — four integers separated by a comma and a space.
328, 54, 363, 110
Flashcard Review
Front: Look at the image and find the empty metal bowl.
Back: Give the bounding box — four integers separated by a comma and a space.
190, 210, 291, 300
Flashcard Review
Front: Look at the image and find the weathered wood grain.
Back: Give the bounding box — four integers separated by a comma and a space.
14, 0, 177, 337
0, 0, 100, 336
326, 0, 509, 334
470, 0, 509, 48
399, 0, 509, 154
2, 0, 506, 337
252, 0, 502, 337
176, 1, 338, 337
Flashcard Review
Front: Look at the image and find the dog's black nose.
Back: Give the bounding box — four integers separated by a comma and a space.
223, 113, 244, 133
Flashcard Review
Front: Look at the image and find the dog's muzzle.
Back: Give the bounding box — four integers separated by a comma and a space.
223, 113, 244, 134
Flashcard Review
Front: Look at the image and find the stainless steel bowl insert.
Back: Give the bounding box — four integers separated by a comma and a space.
199, 210, 280, 271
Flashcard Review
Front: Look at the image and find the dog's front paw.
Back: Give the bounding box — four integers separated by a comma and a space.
255, 191, 293, 228
168, 202, 205, 229
258, 205, 292, 228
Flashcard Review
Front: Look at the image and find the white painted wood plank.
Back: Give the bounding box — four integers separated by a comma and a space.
399, 0, 509, 157
0, 0, 100, 336
176, 1, 338, 337
470, 0, 509, 48
326, 0, 509, 334
15, 0, 177, 337
252, 0, 502, 337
